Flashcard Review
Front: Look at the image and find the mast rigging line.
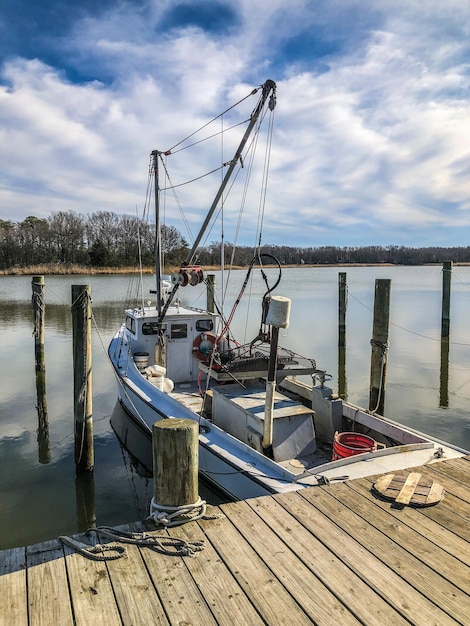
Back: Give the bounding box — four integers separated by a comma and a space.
155, 79, 277, 324
166, 86, 261, 153
154, 93, 274, 262
168, 119, 249, 155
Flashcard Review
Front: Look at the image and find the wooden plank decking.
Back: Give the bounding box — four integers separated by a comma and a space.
1, 456, 469, 625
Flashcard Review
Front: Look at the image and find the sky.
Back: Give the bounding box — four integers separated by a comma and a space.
1, 0, 470, 249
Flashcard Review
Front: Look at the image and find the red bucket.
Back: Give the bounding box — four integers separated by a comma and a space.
332, 431, 378, 461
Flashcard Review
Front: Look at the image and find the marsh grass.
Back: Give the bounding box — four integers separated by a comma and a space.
0, 263, 231, 276
0, 264, 169, 276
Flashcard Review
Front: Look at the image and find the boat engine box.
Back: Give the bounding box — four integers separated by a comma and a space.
211, 385, 316, 462
311, 385, 343, 442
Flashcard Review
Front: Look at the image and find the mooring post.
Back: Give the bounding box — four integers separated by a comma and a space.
440, 260, 452, 407
152, 418, 198, 506
369, 278, 391, 414
207, 273, 216, 313
338, 272, 347, 348
441, 260, 452, 340
32, 276, 50, 463
72, 285, 94, 473
32, 276, 45, 370
338, 272, 347, 399
440, 337, 450, 408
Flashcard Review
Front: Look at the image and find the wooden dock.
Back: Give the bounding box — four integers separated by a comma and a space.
1, 456, 469, 625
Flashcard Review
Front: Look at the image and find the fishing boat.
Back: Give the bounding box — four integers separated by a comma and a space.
108, 79, 468, 500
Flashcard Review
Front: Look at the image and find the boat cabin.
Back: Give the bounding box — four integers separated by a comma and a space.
124, 304, 217, 383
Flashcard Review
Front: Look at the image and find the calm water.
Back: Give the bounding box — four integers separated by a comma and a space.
1, 266, 470, 549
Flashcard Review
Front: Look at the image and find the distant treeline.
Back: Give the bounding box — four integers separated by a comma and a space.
0, 211, 468, 270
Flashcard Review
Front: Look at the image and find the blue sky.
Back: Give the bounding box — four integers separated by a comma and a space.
1, 1, 470, 248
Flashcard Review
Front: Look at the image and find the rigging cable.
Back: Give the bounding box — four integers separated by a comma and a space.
166, 85, 261, 153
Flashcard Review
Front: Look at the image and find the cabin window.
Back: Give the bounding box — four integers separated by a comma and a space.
142, 322, 160, 335
196, 319, 213, 332
125, 316, 136, 334
170, 323, 187, 339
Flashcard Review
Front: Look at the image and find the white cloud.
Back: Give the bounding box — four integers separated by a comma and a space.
1, 1, 470, 246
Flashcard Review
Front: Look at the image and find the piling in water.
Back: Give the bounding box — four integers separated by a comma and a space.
32, 276, 50, 464
338, 272, 347, 399
369, 278, 391, 415
71, 285, 94, 473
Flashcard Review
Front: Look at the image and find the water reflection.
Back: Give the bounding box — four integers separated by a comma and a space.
338, 345, 347, 400
75, 472, 97, 532
440, 337, 450, 408
36, 367, 51, 464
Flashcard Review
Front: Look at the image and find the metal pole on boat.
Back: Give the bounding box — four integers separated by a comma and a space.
263, 296, 291, 453
369, 279, 391, 415
152, 150, 164, 317
263, 325, 279, 452
156, 79, 277, 324
185, 80, 276, 267
72, 285, 94, 473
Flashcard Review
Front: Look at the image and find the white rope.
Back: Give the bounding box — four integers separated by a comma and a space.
147, 496, 209, 527
59, 534, 126, 561
59, 524, 208, 560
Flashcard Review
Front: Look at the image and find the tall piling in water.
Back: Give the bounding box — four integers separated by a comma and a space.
441, 260, 452, 340
369, 279, 391, 415
32, 276, 45, 370
207, 273, 216, 313
338, 272, 347, 399
72, 285, 94, 473
32, 276, 50, 463
440, 260, 452, 407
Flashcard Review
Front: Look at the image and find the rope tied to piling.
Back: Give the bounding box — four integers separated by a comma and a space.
369, 339, 389, 414
370, 338, 389, 354
147, 496, 223, 527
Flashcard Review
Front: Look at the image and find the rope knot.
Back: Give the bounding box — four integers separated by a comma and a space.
147, 496, 208, 527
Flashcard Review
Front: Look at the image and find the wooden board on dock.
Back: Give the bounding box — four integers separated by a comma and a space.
1, 456, 469, 625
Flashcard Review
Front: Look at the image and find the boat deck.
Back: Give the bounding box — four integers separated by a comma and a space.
1, 456, 469, 625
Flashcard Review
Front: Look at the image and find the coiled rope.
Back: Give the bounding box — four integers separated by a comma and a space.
59, 500, 224, 561
59, 522, 207, 561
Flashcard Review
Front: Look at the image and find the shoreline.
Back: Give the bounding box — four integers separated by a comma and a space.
0, 261, 466, 276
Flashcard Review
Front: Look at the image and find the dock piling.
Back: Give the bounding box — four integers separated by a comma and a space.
338, 272, 347, 399
207, 273, 216, 313
369, 278, 391, 415
441, 260, 452, 340
439, 261, 452, 407
71, 285, 94, 473
32, 276, 45, 370
32, 276, 50, 464
152, 418, 198, 507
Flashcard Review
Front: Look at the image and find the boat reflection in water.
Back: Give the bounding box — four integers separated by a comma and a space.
110, 401, 230, 505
